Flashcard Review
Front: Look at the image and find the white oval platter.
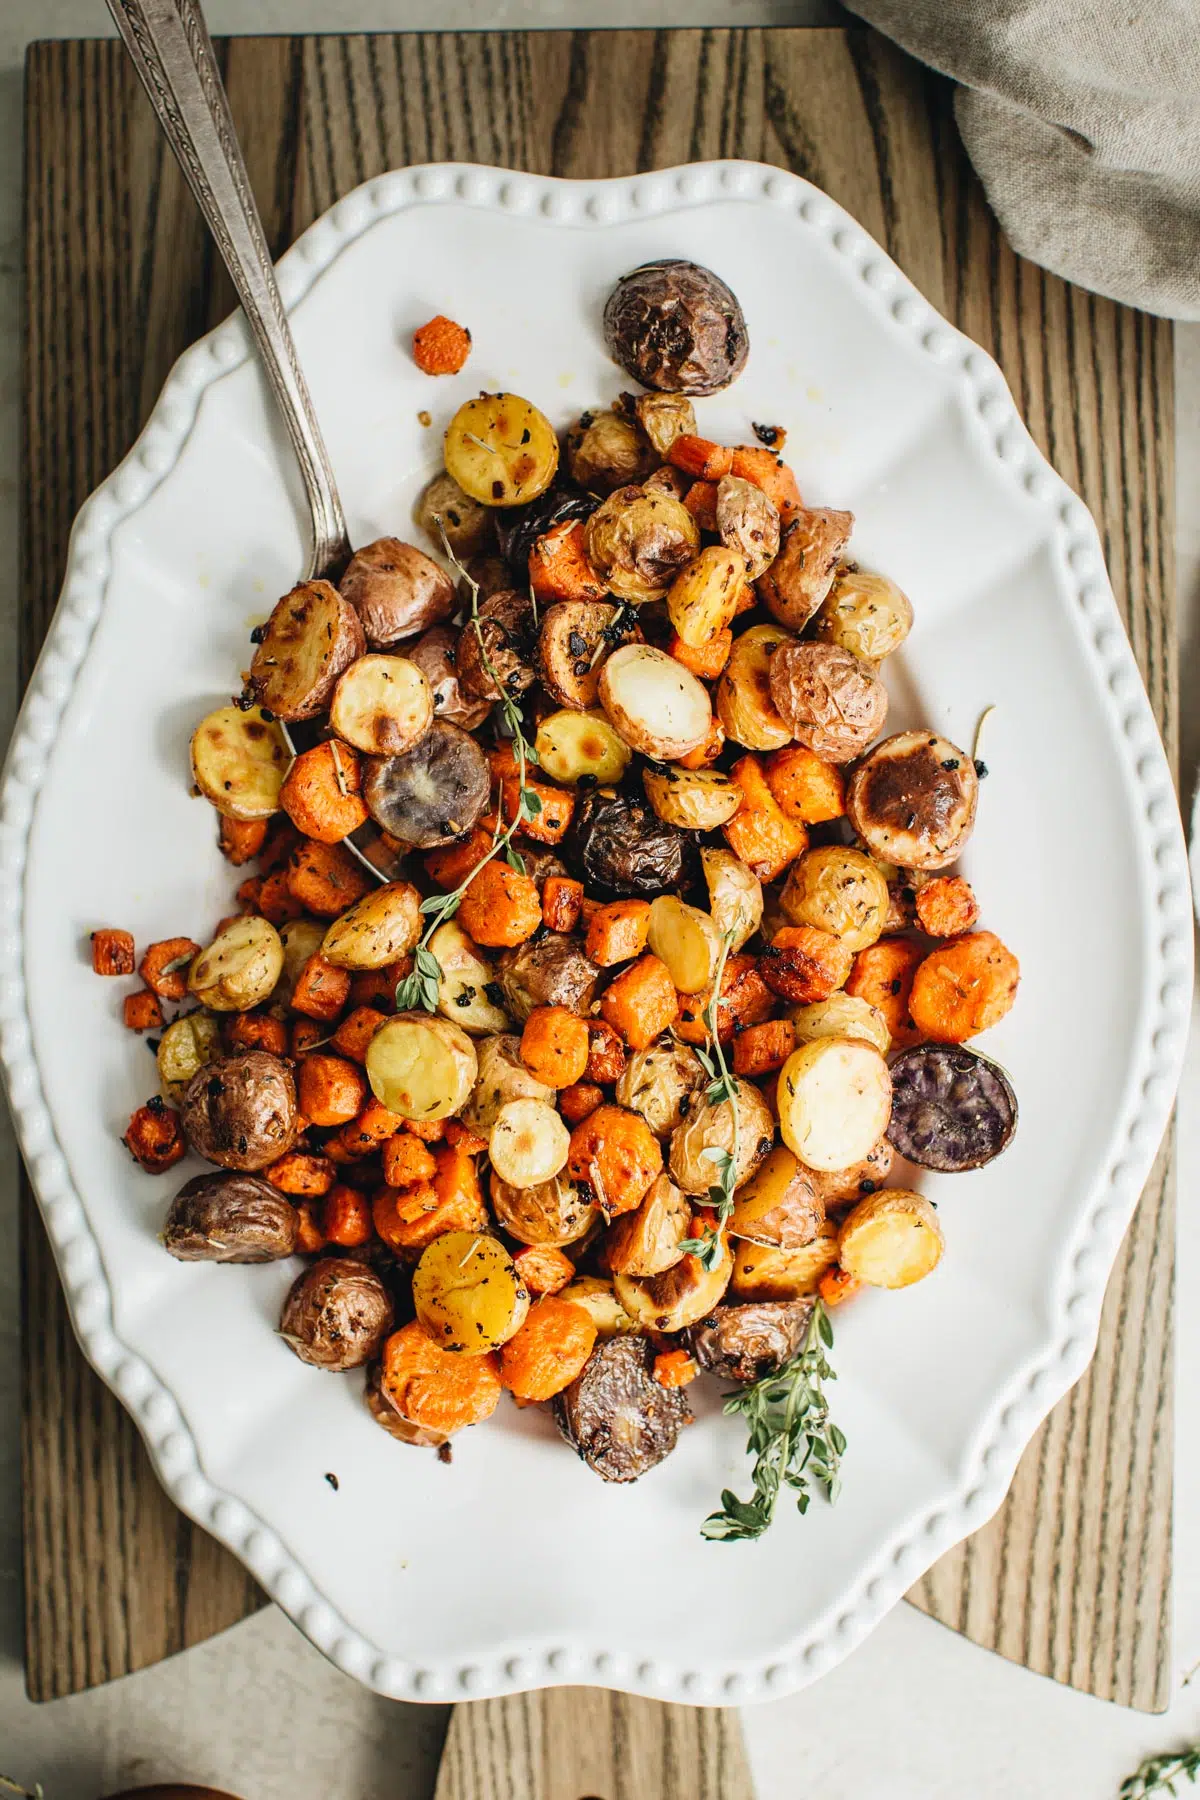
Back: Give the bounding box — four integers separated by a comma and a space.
1, 162, 1191, 1706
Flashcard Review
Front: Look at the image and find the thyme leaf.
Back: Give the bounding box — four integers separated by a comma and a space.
1119, 1747, 1200, 1798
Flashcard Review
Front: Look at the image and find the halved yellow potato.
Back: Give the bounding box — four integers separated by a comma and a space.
716, 623, 794, 753
413, 1231, 530, 1351
643, 765, 742, 831
559, 1276, 638, 1337
666, 545, 748, 646
535, 709, 632, 786
730, 1223, 839, 1301
789, 992, 891, 1055
838, 1188, 944, 1289
365, 1013, 478, 1120
598, 644, 712, 760
428, 920, 510, 1036
248, 579, 366, 720
700, 847, 763, 952
273, 918, 326, 1005
614, 1238, 733, 1332
729, 1144, 823, 1249
191, 704, 290, 821
488, 1099, 571, 1189
646, 896, 722, 993
777, 1036, 892, 1172
187, 916, 283, 1012
443, 393, 559, 507
602, 1174, 691, 1277
328, 654, 433, 756
320, 882, 422, 969
157, 1012, 222, 1106
779, 845, 890, 953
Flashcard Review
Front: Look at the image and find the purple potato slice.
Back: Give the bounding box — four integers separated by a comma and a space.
887, 1043, 1017, 1172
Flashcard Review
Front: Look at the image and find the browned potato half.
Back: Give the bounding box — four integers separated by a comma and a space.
599, 643, 712, 760
163, 1172, 298, 1262
716, 475, 781, 581
490, 1169, 598, 1247
604, 1174, 692, 1277
280, 1256, 394, 1370
665, 546, 748, 647
757, 507, 854, 630
769, 641, 887, 762
846, 730, 979, 870
321, 881, 422, 969
537, 599, 640, 710
180, 1050, 298, 1171
813, 568, 913, 664
643, 764, 742, 831
729, 1144, 824, 1248
188, 916, 282, 1012
414, 470, 495, 558
584, 485, 700, 602
248, 579, 366, 721
804, 1137, 895, 1208
413, 1231, 530, 1351
537, 709, 632, 785
497, 932, 600, 1025
777, 1037, 892, 1172
730, 1222, 840, 1301
427, 920, 511, 1035
328, 654, 434, 756
669, 1079, 774, 1195
366, 1013, 478, 1121
273, 918, 326, 1006
780, 846, 890, 952
405, 625, 493, 731
362, 719, 491, 849
838, 1188, 944, 1288
443, 392, 559, 507
614, 1238, 733, 1331
615, 1038, 708, 1138
716, 623, 795, 752
790, 992, 892, 1056
634, 391, 696, 457
700, 846, 764, 951
558, 1275, 636, 1337
191, 705, 290, 821
339, 539, 455, 648
455, 589, 537, 701
566, 408, 655, 493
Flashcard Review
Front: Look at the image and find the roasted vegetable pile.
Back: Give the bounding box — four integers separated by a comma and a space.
94, 261, 1020, 1524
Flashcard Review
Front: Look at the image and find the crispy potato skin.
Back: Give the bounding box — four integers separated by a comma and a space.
603, 259, 749, 396
846, 731, 979, 870
455, 590, 537, 701
768, 642, 888, 763
405, 625, 493, 730
538, 600, 640, 711
163, 1173, 298, 1262
339, 538, 455, 647
180, 1051, 299, 1171
757, 508, 854, 630
248, 580, 366, 721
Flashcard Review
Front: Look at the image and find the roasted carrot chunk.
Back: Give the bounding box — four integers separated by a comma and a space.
684, 479, 719, 532
298, 1052, 367, 1127
122, 1099, 186, 1173
542, 875, 584, 933
653, 1349, 699, 1388
722, 757, 808, 882
286, 838, 373, 917
567, 1104, 662, 1216
257, 869, 305, 926
730, 445, 803, 520
223, 1011, 289, 1056
675, 953, 774, 1047
423, 827, 495, 891
908, 931, 1019, 1043
915, 875, 980, 939
218, 815, 269, 865
668, 435, 734, 480
760, 926, 854, 1003
235, 876, 264, 915
520, 1006, 590, 1088
818, 1265, 862, 1308
499, 1298, 597, 1401
764, 745, 846, 825
599, 954, 679, 1052
258, 816, 301, 874
732, 1018, 796, 1078
123, 990, 164, 1033
319, 1183, 374, 1248
511, 1244, 576, 1297
295, 1199, 328, 1254
444, 1119, 488, 1154
91, 929, 135, 977
845, 936, 925, 1049
266, 1151, 336, 1197
457, 860, 541, 948
381, 1320, 501, 1435
585, 899, 652, 968
558, 1081, 604, 1125
331, 1005, 387, 1062
529, 519, 609, 603
584, 1018, 626, 1084
668, 629, 733, 681
329, 1096, 405, 1161
348, 963, 407, 1011
372, 1143, 488, 1253
412, 314, 472, 376
291, 1018, 326, 1058
381, 1131, 439, 1188
138, 937, 199, 1001
279, 740, 368, 844
498, 773, 575, 845
290, 954, 351, 1022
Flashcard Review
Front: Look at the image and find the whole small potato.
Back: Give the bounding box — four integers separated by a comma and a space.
668, 1079, 774, 1196
163, 1172, 298, 1262
405, 625, 492, 731
180, 1051, 298, 1171
758, 508, 854, 631
566, 408, 655, 494
280, 1256, 394, 1370
813, 567, 913, 663
339, 538, 455, 648
584, 486, 700, 602
415, 471, 495, 558
768, 640, 888, 763
490, 1169, 598, 1247
716, 475, 780, 581
603, 259, 750, 395
188, 916, 283, 1012
614, 1239, 734, 1332
780, 846, 891, 952
603, 1173, 691, 1277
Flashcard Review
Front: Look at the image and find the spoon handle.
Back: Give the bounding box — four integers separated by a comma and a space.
107, 0, 350, 580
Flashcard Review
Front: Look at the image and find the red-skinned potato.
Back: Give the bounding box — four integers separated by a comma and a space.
339, 538, 455, 647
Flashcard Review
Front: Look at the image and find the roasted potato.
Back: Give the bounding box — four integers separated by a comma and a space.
813, 568, 913, 664
668, 1078, 774, 1195
603, 259, 749, 395
180, 1050, 298, 1171
190, 704, 290, 821
887, 1043, 1017, 1171
496, 933, 600, 1026
564, 788, 691, 899
790, 992, 891, 1055
757, 508, 854, 631
339, 538, 455, 648
537, 599, 640, 711
280, 1256, 394, 1370
584, 486, 700, 602
157, 1012, 223, 1106
412, 1230, 530, 1351
489, 1098, 571, 1188
779, 845, 890, 952
633, 391, 696, 457
730, 1223, 840, 1301
443, 392, 559, 507
646, 896, 721, 994
536, 709, 632, 785
321, 882, 422, 969
362, 719, 491, 849
555, 1333, 691, 1480
838, 1188, 944, 1288
845, 730, 979, 870
405, 625, 493, 732
455, 589, 537, 702
769, 641, 887, 762
415, 470, 495, 558
716, 474, 781, 581
365, 1013, 478, 1121
717, 623, 795, 752
700, 847, 763, 952
187, 916, 282, 1013
615, 1037, 708, 1138
566, 408, 655, 493
643, 764, 741, 831
558, 1275, 636, 1337
427, 919, 510, 1035
463, 1033, 553, 1134
490, 1169, 598, 1247
665, 546, 748, 647
776, 1037, 892, 1172
248, 580, 366, 721
602, 1173, 691, 1276
729, 1144, 823, 1248
803, 1137, 895, 1208
598, 643, 712, 760
364, 1360, 450, 1449
688, 1297, 813, 1382
163, 1172, 299, 1262
273, 918, 326, 1006
613, 1237, 733, 1332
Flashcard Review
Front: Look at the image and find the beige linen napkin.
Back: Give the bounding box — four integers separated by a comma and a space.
843, 0, 1200, 319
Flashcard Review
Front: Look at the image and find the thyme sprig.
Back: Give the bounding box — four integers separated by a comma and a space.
395, 531, 540, 1015
1119, 1747, 1200, 1798
702, 1300, 845, 1542
678, 929, 740, 1273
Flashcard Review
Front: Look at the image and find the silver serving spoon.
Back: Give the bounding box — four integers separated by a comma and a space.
108, 0, 398, 880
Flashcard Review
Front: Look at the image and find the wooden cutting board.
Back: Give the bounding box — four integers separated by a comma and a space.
21, 27, 1175, 1733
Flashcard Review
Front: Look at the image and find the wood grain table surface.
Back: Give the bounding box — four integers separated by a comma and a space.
20, 25, 1176, 1734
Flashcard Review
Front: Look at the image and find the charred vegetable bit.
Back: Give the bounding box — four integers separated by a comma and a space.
702, 1300, 845, 1541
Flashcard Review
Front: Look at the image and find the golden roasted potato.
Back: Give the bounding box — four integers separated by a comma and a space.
365, 1013, 478, 1120
490, 1169, 598, 1247
536, 599, 640, 711
780, 846, 890, 952
536, 709, 632, 785
273, 918, 326, 1006
463, 1033, 553, 1134
813, 568, 913, 664
598, 643, 712, 760
804, 1137, 895, 1208
668, 1078, 774, 1195
339, 539, 455, 648
489, 1098, 571, 1188
634, 392, 696, 457
583, 485, 700, 601
427, 919, 511, 1036
643, 764, 742, 831
404, 625, 493, 732
559, 1274, 637, 1336
443, 392, 559, 507
777, 1037, 892, 1172
414, 470, 495, 557
646, 896, 722, 993
838, 1188, 944, 1288
321, 882, 422, 969
413, 1231, 531, 1350
790, 992, 891, 1055
614, 1238, 733, 1332
157, 1012, 223, 1106
700, 846, 764, 952
768, 641, 887, 763
729, 1144, 824, 1248
191, 704, 290, 821
329, 654, 434, 757
845, 730, 979, 870
248, 579, 366, 721
602, 1174, 691, 1276
188, 916, 283, 1012
615, 1037, 708, 1138
716, 623, 794, 752
716, 474, 780, 580
566, 408, 655, 493
757, 507, 854, 630
665, 546, 748, 647
730, 1222, 840, 1301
